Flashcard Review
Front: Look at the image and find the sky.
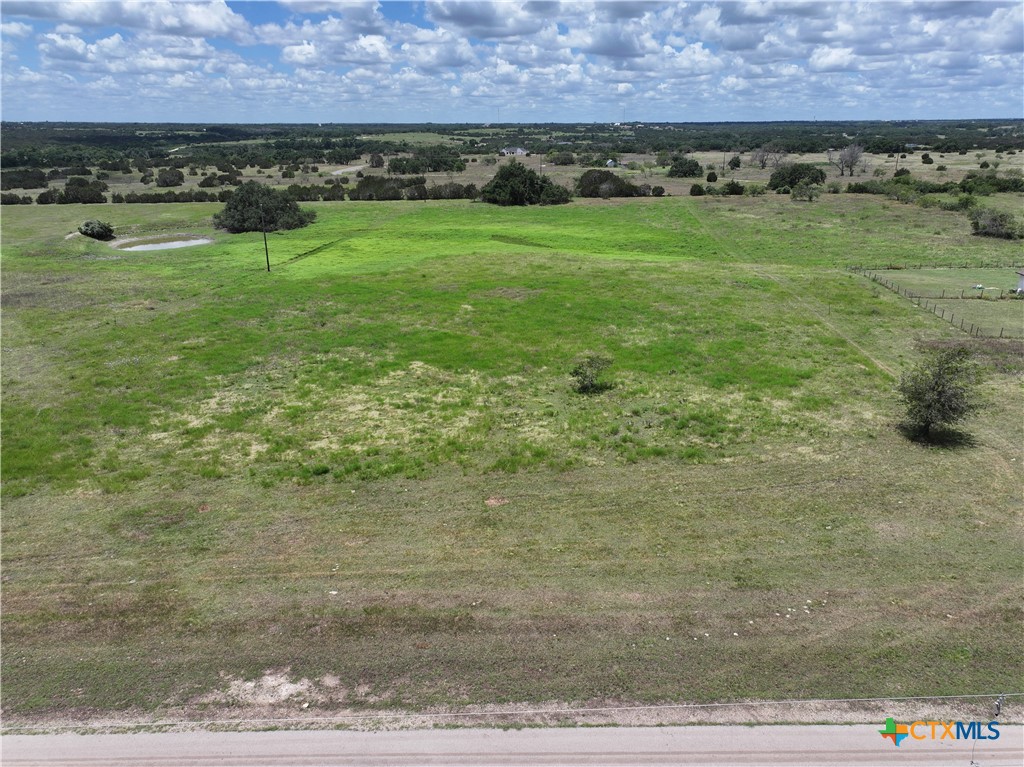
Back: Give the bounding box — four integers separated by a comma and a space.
1, 0, 1022, 124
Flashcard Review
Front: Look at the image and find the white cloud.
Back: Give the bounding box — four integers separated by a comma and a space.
4, 1, 252, 41
426, 0, 548, 39
808, 45, 856, 72
1, 21, 33, 37
283, 40, 320, 65
1, 0, 1021, 122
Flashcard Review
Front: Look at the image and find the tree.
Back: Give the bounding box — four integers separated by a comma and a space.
369, 153, 384, 169
898, 347, 982, 440
213, 180, 316, 233
666, 156, 702, 178
480, 161, 570, 206
727, 154, 741, 170
156, 168, 185, 187
827, 144, 864, 176
768, 163, 826, 190
751, 144, 787, 170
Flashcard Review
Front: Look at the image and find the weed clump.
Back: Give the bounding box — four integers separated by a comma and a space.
570, 354, 614, 394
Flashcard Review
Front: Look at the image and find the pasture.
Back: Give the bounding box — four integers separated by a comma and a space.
2, 194, 1022, 724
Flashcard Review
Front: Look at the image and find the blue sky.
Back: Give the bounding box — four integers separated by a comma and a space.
1, 1, 1022, 123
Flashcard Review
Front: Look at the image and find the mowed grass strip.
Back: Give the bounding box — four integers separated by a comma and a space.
1, 197, 1022, 718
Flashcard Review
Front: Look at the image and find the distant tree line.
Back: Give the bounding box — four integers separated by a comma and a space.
4, 119, 1020, 173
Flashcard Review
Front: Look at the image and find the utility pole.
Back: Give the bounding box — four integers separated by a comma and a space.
260, 204, 270, 272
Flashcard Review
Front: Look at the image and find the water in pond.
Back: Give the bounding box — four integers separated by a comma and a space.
121, 238, 213, 251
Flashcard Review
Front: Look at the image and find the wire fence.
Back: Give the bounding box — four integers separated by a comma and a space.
850, 265, 1024, 339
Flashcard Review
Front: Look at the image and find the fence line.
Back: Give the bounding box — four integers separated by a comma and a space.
851, 262, 1024, 272
850, 266, 1020, 339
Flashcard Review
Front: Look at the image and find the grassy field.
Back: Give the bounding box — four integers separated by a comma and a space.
861, 268, 1024, 338
2, 195, 1022, 723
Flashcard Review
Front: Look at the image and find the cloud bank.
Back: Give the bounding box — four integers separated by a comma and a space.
2, 1, 1021, 122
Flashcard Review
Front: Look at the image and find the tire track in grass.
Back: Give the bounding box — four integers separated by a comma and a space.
682, 199, 896, 378
752, 268, 897, 379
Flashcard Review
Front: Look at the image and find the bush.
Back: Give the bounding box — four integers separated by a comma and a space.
744, 184, 767, 197
706, 171, 718, 183
481, 160, 570, 206
790, 181, 821, 201
727, 155, 742, 170
723, 179, 744, 195
78, 220, 115, 240
1, 168, 48, 190
570, 355, 613, 394
350, 175, 403, 201
968, 208, 1022, 239
767, 163, 826, 190
651, 186, 665, 197
576, 169, 639, 198
1, 192, 32, 204
539, 183, 572, 205
894, 168, 911, 177
689, 183, 706, 196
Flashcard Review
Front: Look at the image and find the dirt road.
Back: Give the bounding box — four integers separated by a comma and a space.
5, 724, 1022, 766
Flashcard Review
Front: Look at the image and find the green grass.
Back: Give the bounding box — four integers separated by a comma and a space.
2, 196, 1022, 721
863, 268, 1024, 338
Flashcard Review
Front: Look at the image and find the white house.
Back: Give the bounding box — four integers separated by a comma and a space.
500, 147, 527, 156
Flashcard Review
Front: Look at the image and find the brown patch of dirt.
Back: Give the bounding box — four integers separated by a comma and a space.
477, 287, 545, 301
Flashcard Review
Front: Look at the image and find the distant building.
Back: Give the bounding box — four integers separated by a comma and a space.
1017, 270, 1024, 292
500, 147, 527, 156
605, 159, 617, 167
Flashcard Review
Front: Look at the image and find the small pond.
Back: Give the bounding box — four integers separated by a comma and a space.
119, 238, 213, 252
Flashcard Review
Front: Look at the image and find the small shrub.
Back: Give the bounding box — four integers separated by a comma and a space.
689, 183, 706, 196
790, 181, 821, 201
78, 220, 115, 240
894, 168, 911, 178
968, 208, 1022, 239
979, 161, 990, 169
706, 171, 718, 183
570, 355, 613, 394
651, 185, 665, 197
